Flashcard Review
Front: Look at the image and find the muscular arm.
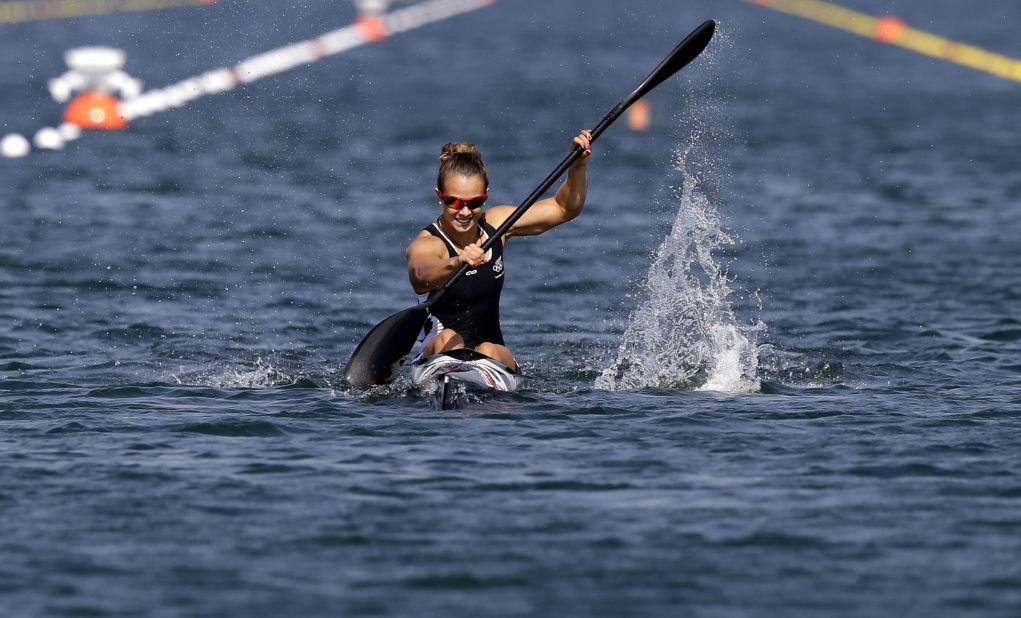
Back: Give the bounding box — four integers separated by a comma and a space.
487, 130, 592, 238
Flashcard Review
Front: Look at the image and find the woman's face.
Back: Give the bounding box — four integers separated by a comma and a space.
437, 173, 487, 235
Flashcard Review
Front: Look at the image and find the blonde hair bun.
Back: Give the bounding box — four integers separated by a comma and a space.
439, 142, 481, 162
437, 142, 488, 191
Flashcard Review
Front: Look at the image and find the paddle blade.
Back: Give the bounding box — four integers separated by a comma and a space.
632, 20, 715, 104
590, 19, 716, 141
345, 305, 429, 387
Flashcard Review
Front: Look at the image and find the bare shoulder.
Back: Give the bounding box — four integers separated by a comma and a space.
407, 230, 447, 260
483, 205, 515, 230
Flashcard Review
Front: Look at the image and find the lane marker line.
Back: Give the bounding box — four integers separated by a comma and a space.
0, 0, 216, 24
743, 0, 1021, 84
2, 0, 496, 158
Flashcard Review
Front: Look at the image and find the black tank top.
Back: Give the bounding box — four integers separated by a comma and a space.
423, 219, 506, 348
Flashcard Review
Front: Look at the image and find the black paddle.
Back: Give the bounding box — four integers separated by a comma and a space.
345, 19, 716, 387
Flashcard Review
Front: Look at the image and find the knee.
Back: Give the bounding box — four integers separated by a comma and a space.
475, 341, 499, 357
435, 329, 465, 350
475, 342, 516, 370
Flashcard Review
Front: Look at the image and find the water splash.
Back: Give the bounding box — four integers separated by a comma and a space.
595, 138, 762, 393
171, 357, 295, 388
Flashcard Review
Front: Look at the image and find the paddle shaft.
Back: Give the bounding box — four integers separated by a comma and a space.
425, 19, 715, 308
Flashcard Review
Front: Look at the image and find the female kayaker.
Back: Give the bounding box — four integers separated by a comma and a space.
406, 129, 592, 371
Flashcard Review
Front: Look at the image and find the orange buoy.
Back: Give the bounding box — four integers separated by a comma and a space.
874, 16, 907, 44
628, 99, 650, 132
356, 15, 388, 42
63, 92, 128, 130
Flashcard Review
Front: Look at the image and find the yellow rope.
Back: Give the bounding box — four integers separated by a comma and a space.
0, 0, 214, 24
742, 0, 1021, 84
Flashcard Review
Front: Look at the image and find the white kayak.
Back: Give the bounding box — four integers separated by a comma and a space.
410, 348, 522, 409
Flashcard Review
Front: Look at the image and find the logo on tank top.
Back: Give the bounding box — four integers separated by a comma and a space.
492, 256, 504, 277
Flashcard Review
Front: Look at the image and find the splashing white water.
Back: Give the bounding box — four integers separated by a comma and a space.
171, 357, 295, 388
596, 139, 762, 393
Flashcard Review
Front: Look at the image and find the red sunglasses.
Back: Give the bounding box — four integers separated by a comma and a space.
438, 192, 488, 210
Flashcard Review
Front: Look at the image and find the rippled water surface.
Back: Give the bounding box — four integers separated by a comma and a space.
2, 1, 1020, 616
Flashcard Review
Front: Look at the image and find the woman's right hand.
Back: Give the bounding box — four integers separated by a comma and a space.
458, 242, 488, 268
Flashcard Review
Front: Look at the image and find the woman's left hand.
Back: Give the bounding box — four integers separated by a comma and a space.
572, 129, 593, 159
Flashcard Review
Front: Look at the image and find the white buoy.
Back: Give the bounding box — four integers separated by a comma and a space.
48, 78, 75, 103
65, 47, 127, 73
34, 127, 65, 150
58, 123, 82, 142
1, 133, 30, 158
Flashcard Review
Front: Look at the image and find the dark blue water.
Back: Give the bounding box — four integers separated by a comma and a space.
2, 1, 1020, 615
